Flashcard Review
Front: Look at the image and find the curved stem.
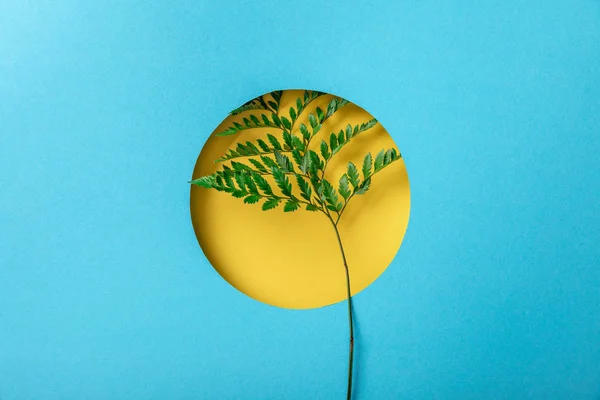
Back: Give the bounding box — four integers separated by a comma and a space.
326, 215, 354, 400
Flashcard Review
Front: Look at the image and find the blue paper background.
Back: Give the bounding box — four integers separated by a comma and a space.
1, 1, 600, 399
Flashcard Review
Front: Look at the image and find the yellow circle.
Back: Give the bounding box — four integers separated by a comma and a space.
190, 90, 410, 309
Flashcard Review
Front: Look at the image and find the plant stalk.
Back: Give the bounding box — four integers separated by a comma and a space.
331, 222, 354, 400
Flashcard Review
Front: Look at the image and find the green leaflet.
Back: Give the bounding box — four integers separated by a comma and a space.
251, 172, 273, 195
271, 113, 282, 127
306, 204, 319, 212
274, 150, 294, 173
329, 133, 338, 153
282, 131, 293, 150
245, 141, 260, 154
272, 166, 293, 196
374, 150, 385, 172
347, 162, 360, 188
244, 194, 261, 204
291, 149, 303, 168
355, 178, 371, 195
308, 150, 324, 173
256, 139, 270, 152
232, 189, 247, 198
308, 114, 317, 129
233, 171, 246, 191
291, 135, 305, 151
362, 153, 373, 179
296, 175, 312, 201
230, 104, 265, 116
299, 124, 310, 141
262, 197, 280, 211
281, 116, 292, 130
250, 115, 260, 126
230, 161, 250, 172
261, 114, 271, 126
321, 179, 342, 212
248, 159, 267, 173
243, 173, 259, 194
300, 152, 311, 174
338, 174, 351, 200
221, 170, 235, 190
271, 90, 282, 104
312, 123, 321, 136
190, 176, 214, 188
284, 200, 300, 212
215, 112, 277, 137
320, 140, 330, 160
260, 155, 278, 170
316, 107, 324, 123
289, 107, 297, 123
267, 133, 283, 150
337, 130, 345, 146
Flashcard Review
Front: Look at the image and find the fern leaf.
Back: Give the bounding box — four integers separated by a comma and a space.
316, 107, 325, 123
338, 174, 351, 200
232, 189, 247, 198
261, 114, 272, 126
233, 171, 246, 190
221, 170, 235, 190
230, 161, 251, 172
272, 166, 293, 196
337, 130, 345, 146
267, 133, 283, 150
190, 176, 214, 188
260, 155, 278, 170
274, 150, 294, 173
229, 99, 268, 115
245, 141, 260, 154
299, 123, 310, 141
320, 140, 330, 160
296, 97, 303, 114
362, 153, 373, 179
281, 116, 292, 131
291, 135, 304, 151
321, 179, 340, 211
355, 177, 371, 195
345, 124, 353, 139
244, 173, 259, 194
291, 148, 303, 168
216, 112, 279, 136
271, 113, 282, 128
262, 197, 281, 211
308, 150, 324, 173
284, 199, 300, 212
244, 194, 261, 204
329, 133, 338, 153
282, 130, 293, 150
347, 162, 360, 188
250, 115, 261, 126
256, 139, 270, 152
308, 114, 317, 129
300, 152, 311, 174
271, 90, 282, 105
251, 172, 273, 196
296, 175, 312, 201
374, 149, 385, 172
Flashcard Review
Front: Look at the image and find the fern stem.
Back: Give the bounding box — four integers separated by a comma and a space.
329, 218, 354, 400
